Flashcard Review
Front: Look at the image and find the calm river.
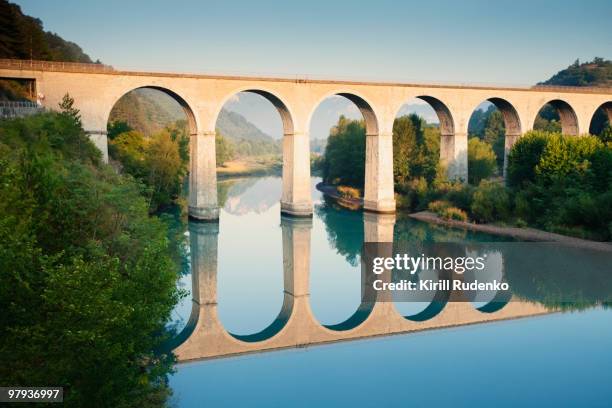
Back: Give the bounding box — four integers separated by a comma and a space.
166, 176, 612, 407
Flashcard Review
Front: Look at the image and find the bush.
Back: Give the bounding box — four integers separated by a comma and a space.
443, 183, 474, 211
440, 206, 468, 221
507, 130, 550, 187
468, 137, 497, 185
428, 200, 452, 214
470, 180, 511, 223
337, 185, 362, 199
322, 116, 366, 187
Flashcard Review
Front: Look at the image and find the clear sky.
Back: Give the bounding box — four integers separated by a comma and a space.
13, 0, 612, 86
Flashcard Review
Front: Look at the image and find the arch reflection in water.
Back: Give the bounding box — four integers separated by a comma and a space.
232, 216, 312, 342
171, 209, 549, 362
323, 213, 395, 331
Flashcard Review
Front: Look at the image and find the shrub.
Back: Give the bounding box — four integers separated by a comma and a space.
535, 134, 603, 185
440, 206, 468, 221
337, 185, 362, 199
470, 180, 511, 223
444, 183, 474, 211
428, 200, 452, 214
468, 137, 497, 185
506, 130, 550, 187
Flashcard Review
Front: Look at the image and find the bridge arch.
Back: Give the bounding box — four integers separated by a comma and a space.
466, 97, 522, 178
482, 97, 522, 136
393, 95, 464, 180
213, 87, 295, 135
402, 95, 455, 136
106, 85, 199, 135
309, 90, 394, 213
534, 99, 579, 135
308, 90, 379, 137
589, 101, 612, 135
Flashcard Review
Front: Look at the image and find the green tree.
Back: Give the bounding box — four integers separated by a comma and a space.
0, 112, 181, 407
59, 92, 81, 126
467, 138, 496, 185
216, 132, 235, 166
507, 130, 612, 240
483, 110, 506, 171
107, 120, 133, 140
598, 125, 612, 144
322, 116, 366, 187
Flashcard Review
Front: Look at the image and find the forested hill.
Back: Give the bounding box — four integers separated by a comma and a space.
538, 58, 612, 87
0, 0, 96, 62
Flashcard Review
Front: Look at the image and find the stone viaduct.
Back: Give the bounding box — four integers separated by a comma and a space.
1, 59, 611, 220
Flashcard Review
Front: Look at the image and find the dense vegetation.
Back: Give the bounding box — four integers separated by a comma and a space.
0, 0, 96, 63
321, 107, 612, 240
107, 119, 189, 212
538, 57, 612, 87
0, 101, 181, 406
507, 131, 612, 239
320, 115, 366, 187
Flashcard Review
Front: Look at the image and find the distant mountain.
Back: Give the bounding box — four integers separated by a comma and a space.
538, 58, 612, 87
108, 88, 180, 136
216, 109, 275, 142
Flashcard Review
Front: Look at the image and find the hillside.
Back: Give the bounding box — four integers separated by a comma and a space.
0, 0, 99, 100
538, 57, 612, 87
0, 0, 96, 62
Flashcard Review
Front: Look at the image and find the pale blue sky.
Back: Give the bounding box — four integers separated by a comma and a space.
14, 0, 612, 85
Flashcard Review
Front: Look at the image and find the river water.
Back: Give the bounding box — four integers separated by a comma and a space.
166, 176, 612, 407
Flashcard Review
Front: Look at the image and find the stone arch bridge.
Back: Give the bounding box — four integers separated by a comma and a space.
1, 59, 611, 220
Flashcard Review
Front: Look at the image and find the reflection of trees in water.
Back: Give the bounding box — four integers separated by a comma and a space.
316, 198, 363, 266
394, 215, 468, 243
503, 244, 612, 310
217, 178, 259, 208
158, 208, 190, 276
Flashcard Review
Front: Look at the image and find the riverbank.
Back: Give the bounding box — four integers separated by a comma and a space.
409, 211, 612, 252
217, 157, 281, 179
316, 182, 363, 210
316, 182, 612, 251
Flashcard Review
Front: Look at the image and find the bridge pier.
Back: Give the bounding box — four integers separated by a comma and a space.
86, 130, 109, 163
364, 133, 396, 213
441, 131, 468, 182
189, 131, 219, 221
281, 131, 313, 217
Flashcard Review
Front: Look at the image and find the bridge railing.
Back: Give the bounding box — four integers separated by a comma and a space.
0, 58, 114, 73
1, 59, 611, 94
0, 100, 38, 108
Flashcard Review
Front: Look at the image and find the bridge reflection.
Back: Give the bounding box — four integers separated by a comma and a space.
172, 213, 552, 362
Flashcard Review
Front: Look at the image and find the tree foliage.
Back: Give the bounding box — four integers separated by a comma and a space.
216, 132, 235, 166
508, 130, 612, 240
109, 127, 187, 212
467, 138, 497, 185
393, 114, 440, 188
321, 115, 366, 187
0, 112, 181, 406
